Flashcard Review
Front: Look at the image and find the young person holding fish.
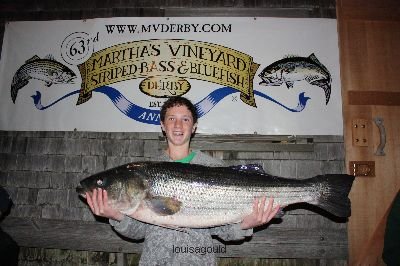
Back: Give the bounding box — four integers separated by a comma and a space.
85, 96, 281, 265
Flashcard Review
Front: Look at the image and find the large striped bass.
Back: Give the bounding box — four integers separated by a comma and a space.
76, 161, 354, 228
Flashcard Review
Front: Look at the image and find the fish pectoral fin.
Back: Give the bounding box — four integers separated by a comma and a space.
145, 196, 182, 216
304, 74, 319, 83
45, 81, 53, 87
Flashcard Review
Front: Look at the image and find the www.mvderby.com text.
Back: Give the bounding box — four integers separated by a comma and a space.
105, 24, 232, 34
172, 245, 226, 255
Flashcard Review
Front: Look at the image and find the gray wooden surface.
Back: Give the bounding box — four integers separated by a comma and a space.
2, 212, 348, 259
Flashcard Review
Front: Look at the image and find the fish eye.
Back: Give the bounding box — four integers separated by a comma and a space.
96, 178, 103, 186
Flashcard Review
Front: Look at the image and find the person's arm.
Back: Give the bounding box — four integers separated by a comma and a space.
209, 223, 253, 241
210, 197, 280, 241
86, 188, 146, 240
108, 215, 147, 240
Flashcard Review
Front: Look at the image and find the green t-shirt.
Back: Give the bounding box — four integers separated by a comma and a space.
174, 151, 196, 164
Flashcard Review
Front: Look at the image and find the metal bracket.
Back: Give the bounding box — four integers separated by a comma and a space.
374, 117, 386, 156
352, 119, 369, 147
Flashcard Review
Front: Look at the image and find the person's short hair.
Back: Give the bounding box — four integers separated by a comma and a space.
160, 96, 198, 124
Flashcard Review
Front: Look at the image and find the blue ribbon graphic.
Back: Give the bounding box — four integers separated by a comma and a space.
31, 86, 311, 125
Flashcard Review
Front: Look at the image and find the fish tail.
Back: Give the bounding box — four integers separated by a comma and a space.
11, 76, 29, 103
310, 79, 331, 104
322, 82, 331, 105
312, 174, 355, 217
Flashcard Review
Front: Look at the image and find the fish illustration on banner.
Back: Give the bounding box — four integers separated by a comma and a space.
258, 53, 332, 104
8, 37, 331, 126
11, 55, 76, 103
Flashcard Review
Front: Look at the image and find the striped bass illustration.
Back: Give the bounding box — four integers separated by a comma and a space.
258, 53, 332, 104
76, 161, 354, 228
11, 55, 76, 103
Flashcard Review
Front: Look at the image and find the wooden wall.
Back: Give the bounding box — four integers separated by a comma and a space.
337, 0, 400, 264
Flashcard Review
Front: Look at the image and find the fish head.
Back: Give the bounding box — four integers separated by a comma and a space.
258, 64, 285, 86
51, 66, 76, 84
76, 163, 148, 214
60, 66, 76, 83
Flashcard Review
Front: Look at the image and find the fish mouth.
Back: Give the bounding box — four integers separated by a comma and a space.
76, 185, 87, 198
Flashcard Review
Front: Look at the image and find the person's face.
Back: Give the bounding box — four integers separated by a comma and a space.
161, 105, 197, 148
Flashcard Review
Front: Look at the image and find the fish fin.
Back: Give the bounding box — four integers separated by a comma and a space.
25, 55, 40, 63
304, 74, 319, 83
308, 53, 320, 64
285, 81, 294, 88
259, 80, 267, 86
45, 81, 53, 87
274, 208, 286, 218
283, 54, 298, 59
230, 164, 266, 174
31, 91, 42, 105
312, 174, 355, 217
308, 53, 330, 75
145, 196, 182, 216
44, 54, 55, 60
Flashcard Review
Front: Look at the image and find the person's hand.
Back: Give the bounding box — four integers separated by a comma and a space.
240, 197, 280, 230
86, 188, 124, 221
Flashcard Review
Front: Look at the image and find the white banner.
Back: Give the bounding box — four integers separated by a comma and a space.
0, 17, 342, 135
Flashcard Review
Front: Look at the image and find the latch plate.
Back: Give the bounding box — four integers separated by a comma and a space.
350, 161, 375, 177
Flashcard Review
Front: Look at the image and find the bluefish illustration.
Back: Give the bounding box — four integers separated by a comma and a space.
258, 54, 332, 104
11, 55, 76, 103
